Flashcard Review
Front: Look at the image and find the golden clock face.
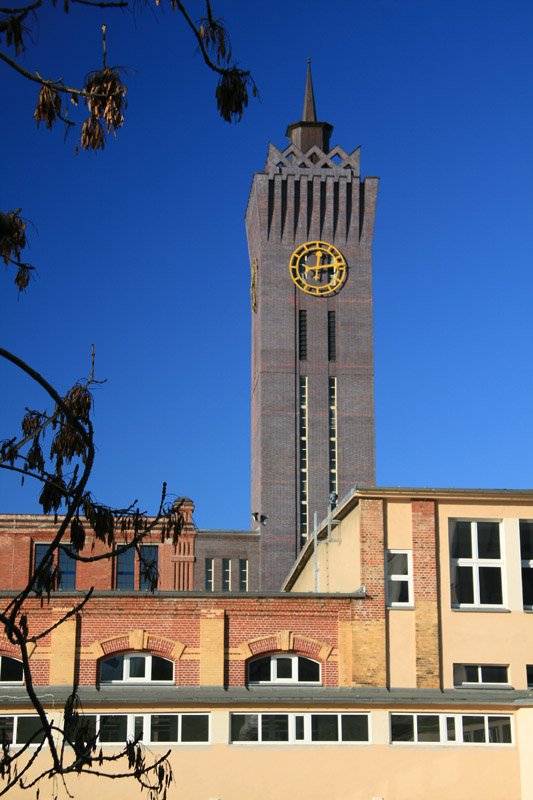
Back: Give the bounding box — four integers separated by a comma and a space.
289, 240, 347, 296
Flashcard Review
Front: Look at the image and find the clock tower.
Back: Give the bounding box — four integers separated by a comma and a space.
246, 64, 379, 590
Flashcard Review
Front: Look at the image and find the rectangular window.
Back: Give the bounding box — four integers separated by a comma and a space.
386, 550, 413, 607
230, 713, 369, 744
298, 310, 307, 360
116, 547, 135, 590
205, 558, 214, 592
0, 716, 45, 746
299, 376, 309, 541
139, 545, 158, 591
327, 310, 336, 361
328, 377, 338, 497
520, 520, 533, 608
450, 520, 505, 608
527, 665, 533, 688
390, 713, 512, 745
453, 664, 509, 687
222, 558, 231, 592
34, 544, 76, 591
66, 714, 209, 745
239, 559, 248, 592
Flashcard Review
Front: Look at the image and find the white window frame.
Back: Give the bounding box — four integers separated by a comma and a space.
73, 713, 210, 745
239, 559, 249, 592
453, 663, 510, 688
205, 558, 214, 592
99, 653, 174, 684
248, 654, 321, 685
450, 520, 506, 609
390, 713, 513, 746
385, 550, 413, 608
222, 558, 232, 592
230, 712, 370, 745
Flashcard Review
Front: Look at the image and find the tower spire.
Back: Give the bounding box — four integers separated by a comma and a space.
286, 61, 333, 153
302, 58, 317, 122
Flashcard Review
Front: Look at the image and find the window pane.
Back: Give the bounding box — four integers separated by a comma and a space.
479, 567, 502, 605
0, 657, 23, 682
275, 657, 292, 679
231, 714, 258, 742
341, 715, 368, 742
462, 716, 485, 743
34, 544, 53, 592
451, 522, 472, 558
387, 552, 408, 575
150, 715, 178, 742
450, 566, 474, 604
417, 715, 440, 742
205, 559, 214, 591
181, 715, 209, 743
58, 547, 77, 590
311, 715, 338, 741
140, 546, 158, 591
520, 521, 533, 560
522, 568, 533, 606
388, 579, 409, 603
99, 715, 128, 743
298, 657, 320, 682
261, 714, 288, 742
488, 716, 511, 743
446, 717, 456, 742
481, 666, 507, 684
391, 714, 414, 742
116, 548, 135, 590
65, 715, 97, 749
100, 656, 124, 682
222, 558, 231, 592
17, 717, 45, 745
0, 718, 13, 744
248, 657, 270, 683
134, 716, 144, 741
128, 656, 146, 679
527, 665, 533, 688
477, 522, 500, 558
151, 656, 173, 681
295, 716, 304, 740
239, 559, 248, 592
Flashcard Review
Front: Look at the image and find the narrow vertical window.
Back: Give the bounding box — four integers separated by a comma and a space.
328, 377, 338, 497
57, 546, 76, 590
205, 558, 214, 592
327, 310, 336, 362
520, 520, 533, 608
116, 547, 135, 590
222, 558, 231, 591
299, 376, 309, 541
34, 544, 53, 592
239, 559, 249, 591
139, 545, 158, 591
298, 310, 307, 360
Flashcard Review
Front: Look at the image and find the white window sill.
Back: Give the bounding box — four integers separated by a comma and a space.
451, 606, 510, 613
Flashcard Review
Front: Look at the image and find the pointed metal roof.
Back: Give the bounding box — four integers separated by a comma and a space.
302, 58, 317, 122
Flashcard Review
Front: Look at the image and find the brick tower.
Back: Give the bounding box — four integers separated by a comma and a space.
246, 64, 379, 590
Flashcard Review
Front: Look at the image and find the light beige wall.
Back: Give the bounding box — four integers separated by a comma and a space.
388, 610, 417, 687
385, 499, 412, 549
438, 501, 533, 689
23, 705, 520, 800
517, 707, 533, 800
289, 504, 361, 593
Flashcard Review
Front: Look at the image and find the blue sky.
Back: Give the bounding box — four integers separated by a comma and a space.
2, 0, 533, 529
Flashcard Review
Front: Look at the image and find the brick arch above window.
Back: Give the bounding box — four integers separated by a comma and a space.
95, 629, 185, 661
239, 630, 333, 662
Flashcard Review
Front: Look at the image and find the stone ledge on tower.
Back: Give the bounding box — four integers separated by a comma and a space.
265, 142, 361, 176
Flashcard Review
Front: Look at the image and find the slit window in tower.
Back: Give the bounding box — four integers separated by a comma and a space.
299, 376, 309, 541
299, 310, 307, 360
328, 377, 338, 497
328, 311, 336, 362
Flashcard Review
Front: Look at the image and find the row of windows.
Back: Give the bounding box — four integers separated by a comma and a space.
34, 544, 158, 592
204, 558, 248, 592
0, 713, 513, 747
5, 651, 533, 689
298, 310, 336, 362
387, 519, 533, 610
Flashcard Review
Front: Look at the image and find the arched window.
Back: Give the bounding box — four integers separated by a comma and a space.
99, 653, 173, 684
248, 654, 320, 685
0, 656, 23, 683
